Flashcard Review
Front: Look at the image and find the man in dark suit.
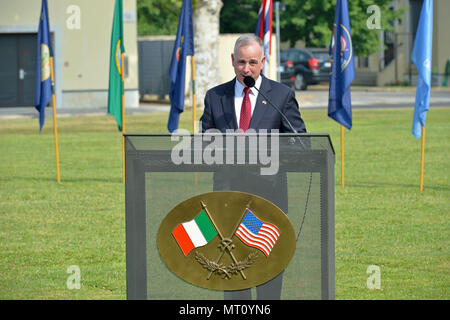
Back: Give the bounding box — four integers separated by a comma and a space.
199, 34, 306, 134
199, 34, 307, 300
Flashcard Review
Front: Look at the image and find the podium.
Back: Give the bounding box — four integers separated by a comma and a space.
124, 133, 335, 300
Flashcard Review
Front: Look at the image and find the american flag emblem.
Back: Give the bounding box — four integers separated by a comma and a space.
235, 210, 280, 256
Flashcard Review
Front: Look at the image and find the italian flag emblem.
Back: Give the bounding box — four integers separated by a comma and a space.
172, 210, 218, 256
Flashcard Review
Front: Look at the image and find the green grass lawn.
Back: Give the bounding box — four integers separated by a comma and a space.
0, 106, 448, 300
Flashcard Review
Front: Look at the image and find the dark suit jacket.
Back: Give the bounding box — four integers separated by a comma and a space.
199, 75, 306, 133
199, 76, 307, 213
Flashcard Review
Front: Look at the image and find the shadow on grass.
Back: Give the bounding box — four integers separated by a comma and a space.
0, 175, 123, 184
339, 182, 450, 191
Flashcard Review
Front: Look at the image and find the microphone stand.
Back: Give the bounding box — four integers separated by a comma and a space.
243, 77, 311, 242
243, 76, 306, 149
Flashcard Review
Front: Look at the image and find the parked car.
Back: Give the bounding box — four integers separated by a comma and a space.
279, 48, 331, 90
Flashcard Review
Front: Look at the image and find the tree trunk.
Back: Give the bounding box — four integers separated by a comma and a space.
193, 0, 223, 109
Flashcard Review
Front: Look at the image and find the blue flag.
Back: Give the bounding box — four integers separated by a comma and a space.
328, 0, 355, 130
411, 0, 433, 139
168, 0, 194, 133
35, 0, 53, 131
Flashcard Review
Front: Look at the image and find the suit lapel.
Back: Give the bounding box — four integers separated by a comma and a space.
249, 76, 272, 130
220, 79, 238, 130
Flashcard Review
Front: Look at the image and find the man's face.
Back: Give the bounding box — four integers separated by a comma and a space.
232, 42, 266, 85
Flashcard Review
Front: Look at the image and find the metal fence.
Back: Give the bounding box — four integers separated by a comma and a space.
138, 39, 174, 99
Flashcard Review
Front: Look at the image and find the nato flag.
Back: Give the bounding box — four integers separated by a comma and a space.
35, 0, 53, 131
411, 0, 433, 139
328, 0, 355, 130
168, 0, 194, 133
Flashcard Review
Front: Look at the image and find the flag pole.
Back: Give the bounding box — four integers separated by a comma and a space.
191, 55, 198, 185
49, 57, 61, 183
340, 125, 344, 189
420, 125, 425, 191
121, 52, 126, 183
191, 55, 196, 132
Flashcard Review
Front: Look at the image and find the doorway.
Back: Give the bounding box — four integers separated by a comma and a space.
0, 33, 37, 107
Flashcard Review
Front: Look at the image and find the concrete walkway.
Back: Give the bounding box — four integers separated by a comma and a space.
1, 86, 449, 120
0, 102, 171, 120
297, 87, 450, 109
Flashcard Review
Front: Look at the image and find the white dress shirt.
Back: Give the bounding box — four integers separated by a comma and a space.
234, 76, 262, 126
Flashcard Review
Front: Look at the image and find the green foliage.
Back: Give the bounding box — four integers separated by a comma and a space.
138, 0, 404, 57
279, 0, 334, 48
137, 0, 182, 36
218, 0, 404, 57
348, 0, 404, 57
220, 0, 260, 34
280, 0, 404, 57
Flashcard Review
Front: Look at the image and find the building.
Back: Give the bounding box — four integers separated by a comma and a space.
0, 0, 139, 109
354, 0, 449, 86
0, 0, 447, 111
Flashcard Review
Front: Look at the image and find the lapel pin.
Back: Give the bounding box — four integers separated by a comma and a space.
262, 100, 267, 105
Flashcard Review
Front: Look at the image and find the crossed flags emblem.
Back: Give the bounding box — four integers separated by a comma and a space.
172, 201, 280, 280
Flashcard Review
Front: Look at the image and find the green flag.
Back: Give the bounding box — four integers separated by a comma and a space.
108, 0, 125, 131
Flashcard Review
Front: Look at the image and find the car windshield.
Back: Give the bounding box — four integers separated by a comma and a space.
280, 51, 290, 62
312, 52, 330, 62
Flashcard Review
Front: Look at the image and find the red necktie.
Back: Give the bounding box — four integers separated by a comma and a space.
239, 87, 251, 131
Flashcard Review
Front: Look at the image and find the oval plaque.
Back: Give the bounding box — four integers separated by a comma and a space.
157, 191, 296, 291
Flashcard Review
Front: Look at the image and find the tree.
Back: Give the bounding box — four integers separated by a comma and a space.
138, 0, 403, 58
194, 0, 223, 107
137, 0, 182, 36
220, 0, 260, 34
218, 0, 404, 58
137, 0, 223, 108
279, 0, 403, 57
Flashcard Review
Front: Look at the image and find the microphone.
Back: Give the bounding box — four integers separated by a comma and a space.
243, 76, 298, 134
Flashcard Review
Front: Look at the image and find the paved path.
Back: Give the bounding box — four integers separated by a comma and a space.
0, 102, 171, 120
296, 86, 450, 109
1, 86, 449, 120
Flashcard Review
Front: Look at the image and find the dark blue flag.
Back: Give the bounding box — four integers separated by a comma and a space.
168, 0, 194, 133
35, 0, 53, 131
328, 0, 355, 130
411, 0, 433, 139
